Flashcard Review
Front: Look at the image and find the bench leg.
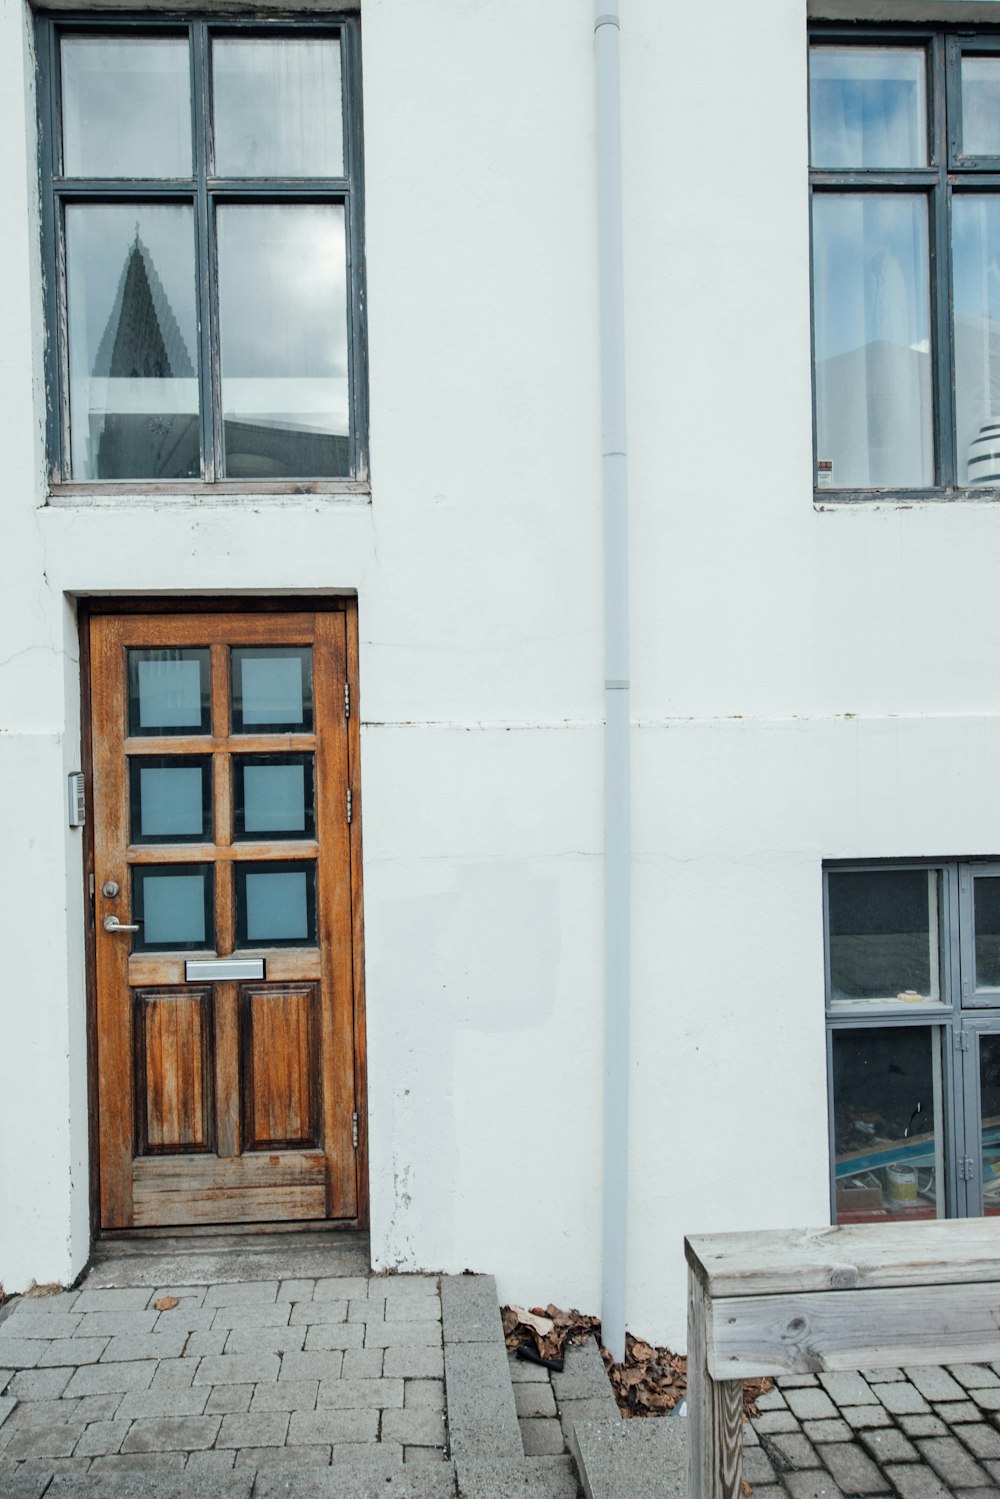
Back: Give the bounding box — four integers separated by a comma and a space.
688, 1267, 744, 1499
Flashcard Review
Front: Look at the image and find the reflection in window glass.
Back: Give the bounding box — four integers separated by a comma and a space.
828, 870, 940, 1005
832, 1025, 945, 1223
952, 198, 1000, 486
962, 56, 1000, 157
980, 1034, 1000, 1215
217, 205, 349, 478
61, 36, 192, 179
128, 649, 210, 736
813, 194, 933, 488
66, 205, 199, 480
213, 38, 343, 177
133, 865, 213, 951
810, 47, 927, 168
974, 878, 1000, 988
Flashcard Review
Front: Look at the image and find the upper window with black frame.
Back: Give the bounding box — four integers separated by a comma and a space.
810, 27, 1000, 497
37, 17, 367, 487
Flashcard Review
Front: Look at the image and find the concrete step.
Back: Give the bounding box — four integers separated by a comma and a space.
570, 1413, 686, 1499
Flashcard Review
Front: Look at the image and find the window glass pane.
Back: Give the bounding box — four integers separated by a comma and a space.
952, 197, 1000, 486
128, 649, 210, 736
234, 755, 314, 839
832, 1025, 945, 1223
130, 757, 211, 843
810, 47, 927, 168
231, 647, 313, 733
66, 205, 200, 480
213, 38, 343, 177
828, 870, 940, 1006
61, 36, 192, 179
979, 1034, 1000, 1214
133, 865, 213, 951
813, 194, 933, 489
236, 861, 316, 946
974, 878, 1000, 989
961, 56, 1000, 157
217, 205, 349, 478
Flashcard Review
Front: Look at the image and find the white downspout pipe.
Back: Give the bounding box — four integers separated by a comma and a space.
594, 1, 630, 1367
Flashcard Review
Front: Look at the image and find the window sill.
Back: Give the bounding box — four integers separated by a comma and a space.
43, 479, 372, 508
827, 1001, 951, 1020
815, 487, 1000, 507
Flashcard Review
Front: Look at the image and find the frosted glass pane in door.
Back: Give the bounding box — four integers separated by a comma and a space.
231, 648, 313, 731
133, 865, 212, 951
213, 38, 343, 177
237, 862, 316, 946
235, 755, 314, 838
130, 758, 210, 842
128, 649, 210, 735
813, 194, 933, 489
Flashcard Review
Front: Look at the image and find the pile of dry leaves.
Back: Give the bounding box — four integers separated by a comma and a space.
502, 1304, 771, 1420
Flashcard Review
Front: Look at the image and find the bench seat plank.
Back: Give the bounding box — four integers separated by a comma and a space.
687, 1221, 1000, 1297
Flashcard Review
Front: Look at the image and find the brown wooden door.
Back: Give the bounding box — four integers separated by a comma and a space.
87, 608, 360, 1229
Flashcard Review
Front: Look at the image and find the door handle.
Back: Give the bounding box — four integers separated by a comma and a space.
103, 915, 140, 933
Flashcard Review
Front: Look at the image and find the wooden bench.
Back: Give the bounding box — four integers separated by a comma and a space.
685, 1221, 1000, 1499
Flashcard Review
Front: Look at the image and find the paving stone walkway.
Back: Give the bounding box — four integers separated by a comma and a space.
746, 1364, 1000, 1497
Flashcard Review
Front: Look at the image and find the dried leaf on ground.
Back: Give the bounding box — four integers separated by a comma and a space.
24, 1282, 65, 1299
502, 1304, 771, 1420
154, 1296, 179, 1311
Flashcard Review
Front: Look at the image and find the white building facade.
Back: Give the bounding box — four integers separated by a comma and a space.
3, 0, 1000, 1351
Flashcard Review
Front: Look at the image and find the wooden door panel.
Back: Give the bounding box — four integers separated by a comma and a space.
88, 606, 361, 1230
242, 984, 320, 1150
135, 989, 214, 1154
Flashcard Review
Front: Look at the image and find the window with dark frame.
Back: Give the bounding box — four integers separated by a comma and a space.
825, 861, 1000, 1227
36, 16, 367, 488
810, 27, 1000, 498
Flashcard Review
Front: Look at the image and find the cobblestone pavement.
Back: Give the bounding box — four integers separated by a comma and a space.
0, 1267, 448, 1486
746, 1364, 1000, 1497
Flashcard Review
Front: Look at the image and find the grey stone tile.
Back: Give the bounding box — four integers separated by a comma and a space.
38, 1338, 110, 1367
382, 1407, 448, 1446
235, 1443, 332, 1467
948, 1363, 1000, 1389
406, 1381, 445, 1412
153, 1306, 217, 1334
519, 1417, 564, 1456
281, 1351, 345, 1382
121, 1414, 223, 1452
278, 1279, 316, 1303
840, 1406, 893, 1430
404, 1447, 447, 1463
116, 1385, 211, 1419
87, 1451, 189, 1474
303, 1323, 365, 1351
904, 1365, 967, 1402
443, 1341, 521, 1464
312, 1278, 371, 1302
383, 1300, 440, 1324
819, 1441, 891, 1493
205, 1383, 254, 1413
753, 1410, 802, 1433
754, 1387, 788, 1411
151, 1287, 208, 1306
15, 1293, 80, 1315
76, 1311, 159, 1338
212, 1304, 293, 1330
802, 1419, 853, 1443
551, 1342, 612, 1405
507, 1355, 548, 1384
322, 1377, 404, 1410
1, 1313, 82, 1340
899, 1415, 947, 1437
785, 1387, 839, 1421
0, 1371, 12, 1395
440, 1276, 502, 1345
784, 1475, 846, 1499
254, 1462, 457, 1498
861, 1368, 904, 1382
765, 1431, 821, 1469
365, 1322, 441, 1351
73, 1419, 130, 1457
251, 1379, 320, 1413
150, 1359, 196, 1390
0, 1471, 52, 1498
54, 1394, 124, 1422
287, 1406, 379, 1444
457, 1455, 579, 1499
225, 1325, 306, 1355
10, 1457, 93, 1476
185, 1331, 228, 1358
882, 1465, 951, 1498
958, 1421, 1000, 1458
778, 1375, 821, 1388
858, 1426, 919, 1462
8, 1366, 73, 1400
916, 1433, 990, 1487
933, 1398, 979, 1420
0, 1396, 15, 1431
558, 1395, 619, 1442
342, 1349, 383, 1380
872, 1382, 929, 1415
187, 1449, 238, 1472
348, 1298, 381, 1323
193, 1353, 280, 1385
100, 1331, 189, 1362
204, 1282, 279, 1307
384, 1345, 444, 1379
73, 1290, 152, 1314
63, 1360, 157, 1397
4, 1422, 87, 1459
970, 1385, 1000, 1410
217, 1410, 289, 1447
818, 1372, 879, 1406
382, 1278, 440, 1300
743, 1446, 777, 1485
0, 1342, 45, 1370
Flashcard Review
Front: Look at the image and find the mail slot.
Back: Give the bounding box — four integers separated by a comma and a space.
184, 958, 266, 982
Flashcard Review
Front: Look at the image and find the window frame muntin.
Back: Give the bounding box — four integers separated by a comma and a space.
808, 22, 1000, 503
36, 11, 368, 493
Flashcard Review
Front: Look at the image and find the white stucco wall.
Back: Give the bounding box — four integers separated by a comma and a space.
5, 0, 1000, 1349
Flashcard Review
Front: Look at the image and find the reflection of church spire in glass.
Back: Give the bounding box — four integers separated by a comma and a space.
93, 231, 194, 380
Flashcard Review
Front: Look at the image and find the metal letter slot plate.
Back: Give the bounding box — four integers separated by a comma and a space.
185, 958, 266, 982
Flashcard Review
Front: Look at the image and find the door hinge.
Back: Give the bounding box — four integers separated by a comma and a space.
344, 682, 350, 718
352, 1111, 359, 1149
346, 787, 353, 824
962, 1155, 975, 1180
958, 1030, 971, 1051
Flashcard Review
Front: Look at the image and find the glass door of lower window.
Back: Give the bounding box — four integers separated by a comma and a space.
959, 1020, 1000, 1217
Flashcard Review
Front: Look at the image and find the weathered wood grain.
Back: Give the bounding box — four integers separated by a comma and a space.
242, 984, 319, 1149
135, 989, 214, 1154
133, 1151, 326, 1226
688, 1266, 743, 1499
